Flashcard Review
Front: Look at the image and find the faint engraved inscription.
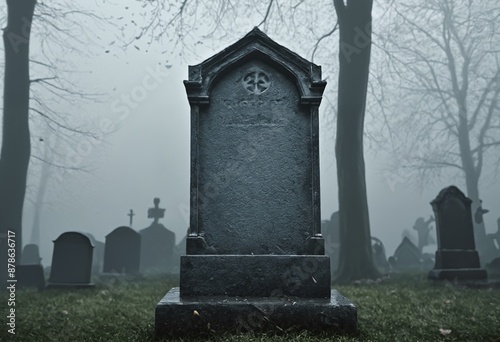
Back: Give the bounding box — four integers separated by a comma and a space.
242, 71, 270, 95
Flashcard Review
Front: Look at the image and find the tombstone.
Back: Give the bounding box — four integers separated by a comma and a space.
80, 232, 104, 274
17, 265, 45, 291
412, 216, 435, 252
371, 237, 390, 274
21, 244, 42, 265
46, 232, 94, 288
155, 28, 356, 337
486, 257, 500, 276
428, 186, 487, 281
140, 198, 176, 273
171, 229, 188, 274
390, 237, 423, 272
322, 211, 340, 275
487, 218, 500, 250
103, 226, 141, 275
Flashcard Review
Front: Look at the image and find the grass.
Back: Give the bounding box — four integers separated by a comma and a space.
1, 273, 499, 341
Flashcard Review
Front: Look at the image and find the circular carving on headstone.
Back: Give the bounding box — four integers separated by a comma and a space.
242, 71, 270, 95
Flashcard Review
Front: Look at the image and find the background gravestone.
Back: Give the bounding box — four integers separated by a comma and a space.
46, 232, 94, 288
18, 244, 45, 291
371, 237, 390, 274
155, 28, 356, 337
322, 211, 340, 275
389, 237, 422, 272
21, 244, 41, 265
140, 198, 176, 273
81, 232, 104, 274
428, 186, 487, 281
103, 226, 141, 275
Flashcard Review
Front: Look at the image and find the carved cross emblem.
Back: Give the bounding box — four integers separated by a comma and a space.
242, 71, 270, 95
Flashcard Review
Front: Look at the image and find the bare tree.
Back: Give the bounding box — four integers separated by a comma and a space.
376, 0, 500, 260
333, 0, 380, 283
0, 0, 36, 282
0, 1, 116, 280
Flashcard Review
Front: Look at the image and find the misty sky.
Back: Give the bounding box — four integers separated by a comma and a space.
1, 1, 499, 265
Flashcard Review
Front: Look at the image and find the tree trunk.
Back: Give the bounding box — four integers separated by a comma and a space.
0, 0, 36, 282
333, 0, 379, 283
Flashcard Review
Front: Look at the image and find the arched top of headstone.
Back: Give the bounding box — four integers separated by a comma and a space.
184, 27, 326, 105
430, 185, 472, 208
106, 226, 140, 238
53, 231, 94, 248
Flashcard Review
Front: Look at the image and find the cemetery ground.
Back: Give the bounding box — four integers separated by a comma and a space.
1, 273, 499, 341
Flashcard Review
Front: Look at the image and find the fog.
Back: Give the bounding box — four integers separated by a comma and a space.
1, 1, 498, 266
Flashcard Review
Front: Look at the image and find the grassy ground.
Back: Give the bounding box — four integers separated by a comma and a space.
1, 273, 499, 341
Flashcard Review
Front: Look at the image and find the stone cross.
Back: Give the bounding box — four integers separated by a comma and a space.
148, 198, 165, 224
127, 209, 135, 226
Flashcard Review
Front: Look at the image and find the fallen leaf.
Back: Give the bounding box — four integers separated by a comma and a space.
439, 328, 452, 336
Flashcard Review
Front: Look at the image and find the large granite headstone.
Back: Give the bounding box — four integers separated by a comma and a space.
103, 226, 141, 275
155, 28, 356, 337
46, 232, 94, 288
428, 186, 487, 281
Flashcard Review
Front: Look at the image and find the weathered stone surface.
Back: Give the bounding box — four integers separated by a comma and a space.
180, 255, 331, 298
195, 58, 313, 255
155, 288, 357, 337
186, 28, 325, 255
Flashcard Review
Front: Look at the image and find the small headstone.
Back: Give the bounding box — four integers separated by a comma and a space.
140, 198, 176, 273
488, 218, 500, 250
46, 232, 94, 288
474, 200, 489, 224
371, 237, 390, 273
81, 232, 104, 274
486, 257, 500, 276
21, 244, 41, 265
322, 211, 340, 275
103, 226, 141, 275
412, 216, 435, 252
428, 186, 487, 281
171, 229, 188, 274
391, 237, 422, 272
17, 264, 45, 291
155, 28, 356, 337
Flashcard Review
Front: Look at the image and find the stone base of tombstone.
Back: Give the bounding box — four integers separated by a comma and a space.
155, 287, 357, 337
155, 255, 357, 337
428, 249, 488, 281
180, 255, 332, 297
428, 268, 487, 281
